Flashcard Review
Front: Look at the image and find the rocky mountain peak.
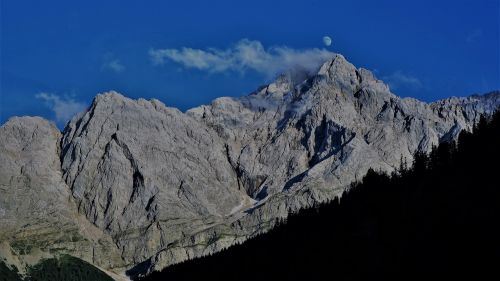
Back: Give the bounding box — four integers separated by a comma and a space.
317, 54, 351, 74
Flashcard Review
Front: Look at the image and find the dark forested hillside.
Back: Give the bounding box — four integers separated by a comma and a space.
0, 255, 113, 281
140, 111, 500, 281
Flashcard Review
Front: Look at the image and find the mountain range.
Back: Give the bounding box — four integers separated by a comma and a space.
1, 54, 498, 280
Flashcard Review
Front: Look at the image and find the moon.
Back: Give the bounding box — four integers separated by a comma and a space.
323, 36, 332, 47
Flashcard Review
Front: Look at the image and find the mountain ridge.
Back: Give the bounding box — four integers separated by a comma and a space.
1, 54, 499, 279
139, 110, 500, 280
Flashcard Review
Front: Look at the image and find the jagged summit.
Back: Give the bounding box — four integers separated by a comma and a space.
1, 53, 499, 279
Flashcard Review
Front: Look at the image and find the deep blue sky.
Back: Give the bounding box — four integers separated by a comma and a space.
1, 0, 499, 128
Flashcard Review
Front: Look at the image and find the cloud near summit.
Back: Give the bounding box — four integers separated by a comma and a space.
149, 39, 335, 78
382, 71, 423, 91
36, 93, 87, 124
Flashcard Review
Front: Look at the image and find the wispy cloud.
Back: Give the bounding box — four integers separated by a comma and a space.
382, 71, 423, 91
149, 39, 335, 79
466, 29, 483, 43
101, 59, 125, 73
36, 93, 87, 124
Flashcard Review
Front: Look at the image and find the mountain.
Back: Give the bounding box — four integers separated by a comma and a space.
1, 54, 499, 279
0, 117, 126, 280
139, 110, 500, 280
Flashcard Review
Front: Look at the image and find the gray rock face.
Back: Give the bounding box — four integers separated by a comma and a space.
60, 93, 252, 266
1, 54, 499, 279
0, 117, 126, 280
187, 55, 498, 202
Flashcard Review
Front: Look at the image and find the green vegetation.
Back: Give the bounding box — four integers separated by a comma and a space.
28, 255, 113, 281
0, 255, 113, 281
0, 261, 23, 281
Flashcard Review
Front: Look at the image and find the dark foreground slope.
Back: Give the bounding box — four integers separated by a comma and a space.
140, 111, 500, 281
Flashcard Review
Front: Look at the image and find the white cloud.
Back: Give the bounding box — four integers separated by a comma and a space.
149, 39, 335, 79
382, 71, 423, 91
36, 93, 87, 124
101, 59, 125, 73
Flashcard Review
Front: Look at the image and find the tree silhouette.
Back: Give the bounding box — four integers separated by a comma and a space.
139, 111, 500, 281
